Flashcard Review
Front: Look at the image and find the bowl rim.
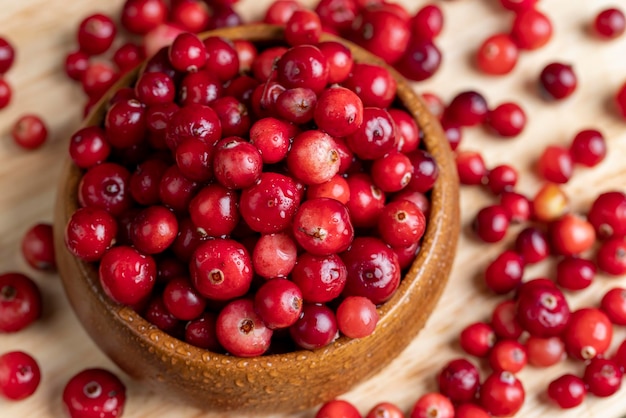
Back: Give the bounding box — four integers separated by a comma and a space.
54, 23, 460, 412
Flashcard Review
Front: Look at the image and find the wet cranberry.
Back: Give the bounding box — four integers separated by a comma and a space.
211, 96, 251, 138
162, 277, 206, 321
346, 107, 396, 160
69, 126, 111, 169
78, 162, 131, 216
213, 137, 263, 189
479, 371, 525, 417
437, 358, 480, 403
130, 205, 178, 254
288, 130, 340, 185
293, 198, 354, 256
99, 246, 156, 306
254, 278, 302, 329
378, 200, 426, 247
0, 351, 40, 400
62, 368, 125, 418
0, 273, 42, 333
290, 303, 338, 350
345, 173, 386, 228
77, 14, 117, 55
547, 374, 586, 409
185, 312, 220, 351
104, 99, 147, 149
249, 117, 296, 164
165, 104, 222, 150
65, 207, 118, 262
292, 252, 347, 303
314, 86, 363, 138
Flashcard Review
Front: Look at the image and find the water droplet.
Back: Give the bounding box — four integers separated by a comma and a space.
202, 353, 212, 363
237, 360, 249, 368
235, 379, 245, 387
149, 332, 160, 342
247, 374, 255, 383
221, 358, 232, 365
297, 354, 307, 361
264, 386, 275, 394
269, 370, 278, 378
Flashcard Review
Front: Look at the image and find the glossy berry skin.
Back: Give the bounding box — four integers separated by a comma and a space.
341, 237, 401, 305
514, 226, 549, 264
487, 102, 526, 138
0, 351, 40, 400
378, 200, 426, 247
547, 374, 586, 409
511, 9, 553, 50
0, 78, 12, 109
472, 205, 510, 243
290, 303, 338, 350
130, 205, 178, 254
491, 299, 523, 340
314, 86, 363, 138
445, 90, 489, 127
254, 278, 302, 329
484, 250, 524, 294
532, 181, 570, 222
213, 137, 263, 189
395, 38, 442, 82
525, 336, 565, 367
412, 4, 444, 41
500, 191, 531, 223
516, 284, 570, 337
288, 130, 341, 184
410, 392, 454, 418
548, 213, 596, 256
537, 145, 573, 183
0, 37, 15, 74
570, 129, 606, 167
351, 7, 411, 65
371, 152, 413, 193
488, 340, 527, 373
455, 150, 487, 185
0, 273, 42, 333
316, 399, 360, 418
562, 308, 612, 360
343, 63, 397, 108
366, 402, 404, 418
583, 358, 622, 397
594, 8, 626, 39
98, 245, 157, 306
539, 63, 577, 100
69, 126, 111, 169
587, 191, 626, 240
78, 163, 131, 217
487, 164, 518, 195
437, 358, 480, 403
21, 223, 56, 272
460, 322, 495, 357
555, 257, 596, 291
291, 253, 347, 303
476, 33, 518, 75
11, 115, 48, 150
285, 9, 322, 46
277, 45, 329, 94
77, 14, 117, 55
293, 198, 354, 256
162, 277, 206, 321
455, 403, 489, 418
168, 32, 207, 72
601, 287, 626, 325
64, 207, 118, 262
596, 237, 626, 275
346, 107, 396, 160
479, 371, 525, 417
336, 295, 379, 339
121, 0, 167, 35
216, 298, 273, 357
104, 99, 147, 149
62, 368, 125, 418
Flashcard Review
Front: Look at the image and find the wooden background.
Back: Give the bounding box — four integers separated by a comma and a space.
2, 0, 626, 417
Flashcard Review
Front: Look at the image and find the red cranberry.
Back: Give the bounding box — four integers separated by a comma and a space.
499, 0, 537, 12
0, 37, 15, 74
371, 152, 413, 193
489, 340, 527, 373
185, 311, 220, 350
0, 351, 40, 400
596, 237, 626, 275
306, 175, 350, 204
318, 41, 354, 84
207, 5, 243, 30
78, 162, 131, 216
113, 42, 144, 73
583, 357, 622, 397
601, 287, 626, 325
263, 0, 302, 24
446, 90, 489, 127
395, 38, 442, 82
525, 336, 565, 367
366, 402, 404, 418
121, 0, 167, 35
532, 182, 569, 223
213, 137, 263, 189
569, 129, 607, 167
613, 339, 626, 370
479, 371, 525, 417
293, 198, 354, 256
99, 245, 156, 305
69, 126, 111, 169
175, 138, 213, 182
455, 150, 487, 185
555, 256, 596, 291
21, 223, 55, 272
487, 164, 518, 195
77, 14, 117, 55
0, 273, 42, 333
314, 86, 363, 138
135, 71, 175, 106
407, 149, 439, 193
130, 205, 178, 254
170, 0, 210, 33
81, 61, 119, 99
455, 404, 489, 418
346, 107, 396, 160
562, 308, 612, 360
0, 78, 11, 110
285, 9, 322, 47
460, 322, 496, 357
411, 4, 444, 41
593, 8, 626, 39
65, 207, 118, 262
548, 213, 596, 256
162, 277, 206, 321
343, 62, 397, 108
547, 374, 586, 409
350, 7, 410, 64
104, 99, 147, 149
514, 226, 549, 264
437, 358, 480, 403
336, 296, 379, 338
11, 114, 48, 150
539, 62, 577, 100
476, 33, 519, 75
248, 117, 295, 164
169, 32, 207, 72
165, 104, 222, 150
211, 96, 251, 138
491, 299, 523, 340
511, 8, 553, 50
129, 158, 169, 205
232, 40, 257, 73
254, 278, 302, 329
441, 118, 462, 150
316, 399, 360, 418
484, 250, 524, 294
410, 392, 454, 418
587, 191, 626, 239
378, 200, 426, 247
290, 303, 338, 350
202, 36, 240, 82
486, 102, 526, 138
472, 205, 510, 243
277, 45, 329, 94
516, 283, 570, 337
292, 252, 347, 304
62, 368, 125, 418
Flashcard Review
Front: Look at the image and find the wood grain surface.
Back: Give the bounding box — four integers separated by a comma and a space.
2, 0, 626, 417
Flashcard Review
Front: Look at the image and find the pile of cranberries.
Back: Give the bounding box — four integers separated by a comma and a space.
4, 0, 626, 417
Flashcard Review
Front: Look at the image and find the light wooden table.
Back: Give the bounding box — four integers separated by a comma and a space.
2, 0, 626, 417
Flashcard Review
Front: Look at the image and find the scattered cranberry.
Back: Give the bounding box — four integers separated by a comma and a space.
489, 340, 527, 373
532, 182, 569, 223
455, 403, 490, 418
0, 272, 42, 333
510, 8, 553, 50
492, 299, 523, 340
486, 164, 518, 195
562, 308, 613, 360
0, 78, 11, 109
21, 223, 56, 272
484, 250, 524, 294
596, 237, 626, 275
395, 38, 442, 82
11, 115, 48, 150
583, 358, 622, 397
410, 392, 454, 418
77, 14, 117, 55
316, 399, 360, 418
500, 191, 531, 223
0, 351, 40, 400
525, 336, 565, 367
366, 402, 404, 418
547, 374, 586, 409
555, 256, 596, 291
455, 150, 487, 186
62, 368, 126, 418
570, 129, 607, 167
120, 0, 168, 35
459, 322, 496, 357
539, 63, 577, 100
499, 0, 537, 12
472, 205, 510, 243
548, 213, 596, 256
479, 371, 525, 417
587, 191, 626, 240
411, 4, 444, 41
601, 288, 626, 325
476, 33, 518, 75
437, 358, 480, 403
486, 102, 526, 138
593, 8, 626, 39
446, 90, 489, 127
615, 81, 626, 119
0, 37, 15, 74
515, 283, 570, 337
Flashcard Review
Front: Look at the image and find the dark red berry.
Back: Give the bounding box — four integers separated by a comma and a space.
62, 368, 126, 418
0, 273, 42, 333
547, 374, 586, 409
0, 351, 40, 400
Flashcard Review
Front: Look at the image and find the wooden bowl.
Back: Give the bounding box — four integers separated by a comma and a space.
53, 24, 460, 414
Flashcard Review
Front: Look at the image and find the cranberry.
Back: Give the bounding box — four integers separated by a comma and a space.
211, 96, 251, 138
254, 278, 302, 329
0, 37, 15, 74
0, 79, 11, 109
499, 0, 537, 12
596, 237, 626, 275
69, 126, 111, 169
314, 86, 363, 138
293, 198, 354, 256
491, 299, 523, 340
407, 149, 439, 193
484, 250, 524, 294
104, 99, 147, 149
446, 90, 489, 127
77, 14, 117, 55
410, 392, 454, 418
277, 45, 328, 94
395, 38, 442, 82
366, 402, 404, 418
487, 164, 518, 195
232, 40, 257, 73
455, 150, 487, 185
178, 70, 223, 107
130, 205, 178, 254
185, 311, 220, 351
341, 237, 400, 304
99, 245, 157, 306
516, 283, 570, 337
144, 293, 182, 334
569, 129, 607, 167
113, 42, 144, 73
555, 256, 596, 291
213, 137, 263, 189
539, 63, 577, 100
165, 104, 222, 150
584, 357, 622, 397
121, 0, 167, 35
455, 404, 490, 418
472, 205, 510, 243
336, 295, 379, 338
377, 200, 426, 247
563, 308, 612, 360
21, 223, 55, 272
316, 399, 360, 418
479, 371, 524, 417
587, 191, 626, 240
307, 175, 350, 204
600, 288, 626, 325
162, 277, 206, 321
593, 8, 626, 39
514, 226, 549, 264
532, 182, 569, 223
488, 340, 527, 373
290, 303, 338, 350
343, 62, 396, 108
65, 207, 118, 262
78, 162, 131, 216
549, 213, 596, 256
390, 108, 420, 153
263, 0, 302, 24
170, 0, 210, 33
81, 61, 119, 99
500, 191, 531, 223
437, 358, 480, 403
62, 368, 125, 418
476, 33, 519, 75
511, 8, 553, 50
547, 374, 586, 409
292, 252, 347, 303
486, 102, 526, 138
202, 36, 240, 82
614, 339, 626, 370
169, 32, 207, 72
11, 114, 48, 150
284, 9, 322, 47
0, 273, 42, 333
350, 7, 411, 64
207, 5, 242, 30
411, 4, 444, 40
460, 322, 496, 357
174, 138, 213, 182
318, 41, 354, 84
371, 152, 413, 193
135, 71, 175, 106
0, 351, 40, 400
525, 335, 565, 367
